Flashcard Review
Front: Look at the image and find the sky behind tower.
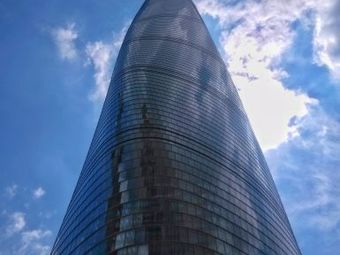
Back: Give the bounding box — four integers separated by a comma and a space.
0, 0, 339, 254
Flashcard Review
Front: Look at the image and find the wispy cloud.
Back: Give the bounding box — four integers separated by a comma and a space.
85, 41, 114, 101
85, 26, 128, 102
19, 229, 52, 255
4, 184, 18, 199
267, 106, 340, 232
313, 0, 340, 80
6, 212, 26, 236
50, 21, 129, 102
52, 23, 78, 61
195, 0, 317, 150
33, 187, 46, 199
2, 212, 52, 255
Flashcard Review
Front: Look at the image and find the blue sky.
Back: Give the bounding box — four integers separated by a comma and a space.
0, 0, 339, 254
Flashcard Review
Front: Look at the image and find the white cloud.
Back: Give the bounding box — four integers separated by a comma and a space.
196, 0, 340, 80
235, 75, 316, 150
21, 230, 52, 243
52, 23, 78, 61
85, 26, 128, 102
2, 212, 52, 254
5, 184, 18, 199
195, 0, 319, 150
19, 229, 52, 255
85, 41, 113, 101
6, 212, 26, 236
33, 187, 46, 199
194, 2, 340, 233
313, 0, 340, 80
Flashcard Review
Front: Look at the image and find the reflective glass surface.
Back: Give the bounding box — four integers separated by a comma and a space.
51, 0, 301, 254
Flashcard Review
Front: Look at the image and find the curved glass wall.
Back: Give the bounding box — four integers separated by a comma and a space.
51, 0, 301, 254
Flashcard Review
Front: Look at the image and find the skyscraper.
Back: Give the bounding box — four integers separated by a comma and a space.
51, 0, 301, 254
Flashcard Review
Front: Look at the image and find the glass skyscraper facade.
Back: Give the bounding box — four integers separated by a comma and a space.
51, 0, 301, 254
